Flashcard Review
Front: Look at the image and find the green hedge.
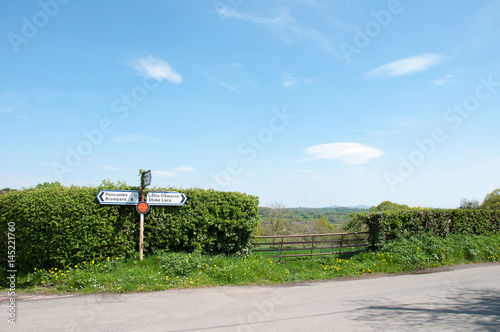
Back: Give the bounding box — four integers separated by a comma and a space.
350, 209, 500, 250
0, 182, 259, 272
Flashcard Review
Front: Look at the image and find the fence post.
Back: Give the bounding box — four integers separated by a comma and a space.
280, 236, 284, 261
339, 234, 344, 257
310, 235, 315, 258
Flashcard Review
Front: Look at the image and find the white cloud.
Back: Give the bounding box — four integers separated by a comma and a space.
215, 6, 283, 24
131, 55, 182, 84
367, 53, 444, 79
155, 170, 177, 178
102, 165, 118, 171
302, 143, 383, 164
175, 165, 195, 172
281, 72, 318, 88
432, 74, 454, 86
199, 69, 238, 91
215, 7, 337, 56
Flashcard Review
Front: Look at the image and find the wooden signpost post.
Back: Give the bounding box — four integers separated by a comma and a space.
137, 170, 151, 261
96, 169, 187, 261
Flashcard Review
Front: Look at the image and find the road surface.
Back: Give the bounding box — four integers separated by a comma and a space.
3, 263, 500, 331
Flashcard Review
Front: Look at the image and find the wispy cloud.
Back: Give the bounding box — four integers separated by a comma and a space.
215, 7, 337, 56
102, 165, 118, 171
281, 72, 318, 88
130, 55, 182, 84
199, 69, 237, 91
301, 143, 383, 164
175, 165, 195, 172
432, 74, 454, 86
215, 6, 284, 24
154, 166, 195, 178
367, 53, 445, 79
199, 62, 258, 91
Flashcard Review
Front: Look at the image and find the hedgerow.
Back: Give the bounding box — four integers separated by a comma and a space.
0, 182, 259, 272
348, 209, 500, 250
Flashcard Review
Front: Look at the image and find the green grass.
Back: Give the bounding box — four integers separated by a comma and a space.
2, 233, 499, 295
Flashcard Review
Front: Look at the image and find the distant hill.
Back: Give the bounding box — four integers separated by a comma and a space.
329, 205, 372, 210
259, 205, 371, 226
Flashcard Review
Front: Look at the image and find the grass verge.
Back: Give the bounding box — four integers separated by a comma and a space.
2, 233, 499, 294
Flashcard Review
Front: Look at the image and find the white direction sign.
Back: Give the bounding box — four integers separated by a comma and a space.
146, 192, 187, 206
97, 190, 139, 205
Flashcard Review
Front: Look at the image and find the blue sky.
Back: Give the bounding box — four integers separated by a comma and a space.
2, 0, 500, 208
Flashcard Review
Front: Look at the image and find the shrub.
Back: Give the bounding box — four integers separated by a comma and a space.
350, 209, 500, 250
0, 182, 259, 272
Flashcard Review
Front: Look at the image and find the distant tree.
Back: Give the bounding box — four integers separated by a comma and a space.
298, 218, 335, 234
481, 189, 500, 210
35, 182, 61, 189
0, 187, 18, 195
458, 198, 479, 209
370, 201, 409, 212
267, 201, 291, 235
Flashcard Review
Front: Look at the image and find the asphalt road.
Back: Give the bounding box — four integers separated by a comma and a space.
3, 263, 500, 331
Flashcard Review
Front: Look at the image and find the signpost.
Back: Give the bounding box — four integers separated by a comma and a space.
142, 170, 151, 187
138, 170, 152, 261
96, 169, 187, 261
96, 190, 139, 205
146, 192, 187, 206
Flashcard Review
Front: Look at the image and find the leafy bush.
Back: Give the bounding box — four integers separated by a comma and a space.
0, 183, 137, 272
156, 251, 208, 276
144, 188, 259, 256
0, 182, 259, 272
350, 209, 500, 250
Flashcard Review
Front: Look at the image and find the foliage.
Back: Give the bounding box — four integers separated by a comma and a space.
458, 198, 480, 209
157, 251, 207, 277
291, 217, 336, 234
4, 233, 499, 293
259, 202, 291, 235
0, 183, 137, 273
370, 200, 409, 212
350, 209, 500, 250
0, 182, 259, 273
0, 188, 18, 195
481, 188, 500, 210
145, 188, 259, 256
258, 205, 367, 236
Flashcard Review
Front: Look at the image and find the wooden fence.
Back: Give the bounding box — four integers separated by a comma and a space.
252, 232, 369, 260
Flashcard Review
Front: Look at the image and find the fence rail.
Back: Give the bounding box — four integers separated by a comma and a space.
252, 232, 369, 260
